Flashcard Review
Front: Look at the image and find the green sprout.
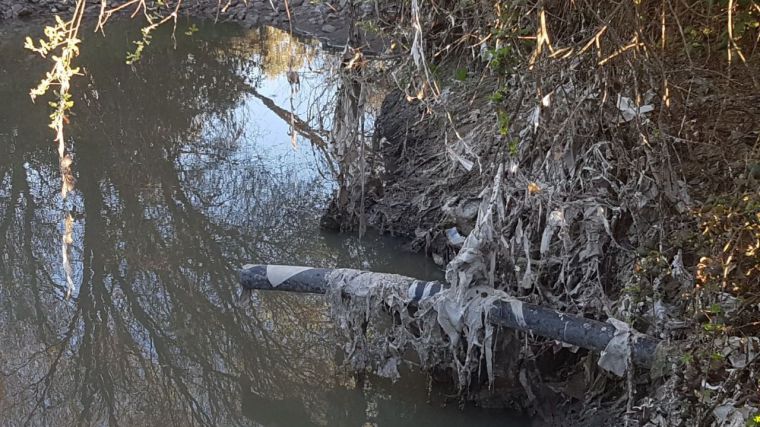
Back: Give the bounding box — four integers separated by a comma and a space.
185, 23, 199, 36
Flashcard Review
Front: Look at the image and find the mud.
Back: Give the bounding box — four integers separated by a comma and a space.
0, 0, 388, 53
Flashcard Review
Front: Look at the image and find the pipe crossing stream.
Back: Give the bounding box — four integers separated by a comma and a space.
240, 264, 663, 370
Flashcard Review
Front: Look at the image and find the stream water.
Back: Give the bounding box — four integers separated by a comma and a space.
0, 19, 528, 426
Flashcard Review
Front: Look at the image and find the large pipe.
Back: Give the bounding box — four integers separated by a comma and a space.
239, 264, 661, 369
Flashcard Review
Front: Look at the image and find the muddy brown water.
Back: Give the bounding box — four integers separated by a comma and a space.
0, 19, 529, 426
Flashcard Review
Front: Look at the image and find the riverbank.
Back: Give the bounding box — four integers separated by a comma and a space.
1, 0, 381, 51
322, 1, 759, 426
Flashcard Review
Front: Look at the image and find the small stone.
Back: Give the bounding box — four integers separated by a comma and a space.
289, 0, 303, 6
243, 15, 259, 28
50, 6, 57, 12
235, 10, 245, 20
321, 24, 336, 33
359, 2, 373, 14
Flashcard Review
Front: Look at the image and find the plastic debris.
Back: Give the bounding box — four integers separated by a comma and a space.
446, 227, 466, 246
713, 403, 754, 427
616, 94, 654, 123
723, 336, 760, 369
598, 317, 631, 377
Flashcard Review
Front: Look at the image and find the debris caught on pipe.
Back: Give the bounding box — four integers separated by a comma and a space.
240, 264, 662, 385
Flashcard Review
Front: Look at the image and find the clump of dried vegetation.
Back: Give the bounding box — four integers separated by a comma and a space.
329, 0, 760, 424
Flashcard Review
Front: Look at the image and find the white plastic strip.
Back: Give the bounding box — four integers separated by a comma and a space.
422, 282, 435, 299
266, 265, 312, 287
509, 300, 528, 328
407, 283, 418, 300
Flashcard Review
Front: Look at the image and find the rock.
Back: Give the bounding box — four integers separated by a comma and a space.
11, 4, 34, 18
359, 2, 374, 14
235, 10, 245, 20
289, 0, 303, 7
321, 24, 336, 33
243, 14, 259, 28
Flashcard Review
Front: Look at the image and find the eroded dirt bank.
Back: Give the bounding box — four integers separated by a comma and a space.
336, 74, 759, 427
321, 2, 759, 426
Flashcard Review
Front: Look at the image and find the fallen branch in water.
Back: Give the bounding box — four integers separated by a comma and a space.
239, 264, 663, 370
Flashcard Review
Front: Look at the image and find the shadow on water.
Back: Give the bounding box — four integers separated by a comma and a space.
0, 19, 528, 426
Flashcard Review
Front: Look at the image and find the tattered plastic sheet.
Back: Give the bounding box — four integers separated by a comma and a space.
325, 264, 520, 388
616, 92, 654, 123
598, 317, 632, 377
323, 165, 522, 389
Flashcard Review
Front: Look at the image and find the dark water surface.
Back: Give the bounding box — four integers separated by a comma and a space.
0, 19, 527, 426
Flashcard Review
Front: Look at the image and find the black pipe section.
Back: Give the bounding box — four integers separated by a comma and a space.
239, 264, 444, 302
240, 265, 333, 293
489, 300, 659, 367
239, 264, 661, 368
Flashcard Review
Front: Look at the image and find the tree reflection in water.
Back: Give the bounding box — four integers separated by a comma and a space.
0, 19, 524, 427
